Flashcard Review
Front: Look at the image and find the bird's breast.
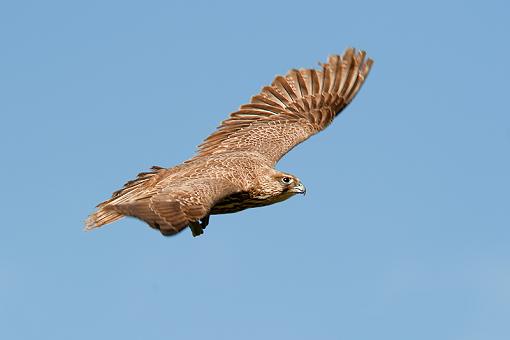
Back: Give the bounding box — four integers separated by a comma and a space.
210, 191, 295, 215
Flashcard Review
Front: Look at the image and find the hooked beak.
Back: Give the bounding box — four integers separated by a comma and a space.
292, 182, 306, 195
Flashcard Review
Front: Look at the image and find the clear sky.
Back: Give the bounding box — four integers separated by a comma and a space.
1, 1, 509, 339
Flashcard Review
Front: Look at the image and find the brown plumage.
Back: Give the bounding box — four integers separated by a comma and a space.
85, 48, 373, 237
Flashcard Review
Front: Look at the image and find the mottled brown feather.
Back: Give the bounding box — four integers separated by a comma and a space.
106, 177, 241, 235
194, 48, 373, 165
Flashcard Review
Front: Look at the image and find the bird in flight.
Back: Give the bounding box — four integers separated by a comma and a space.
85, 48, 373, 237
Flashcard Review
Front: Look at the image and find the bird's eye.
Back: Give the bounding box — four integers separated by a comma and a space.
281, 176, 292, 184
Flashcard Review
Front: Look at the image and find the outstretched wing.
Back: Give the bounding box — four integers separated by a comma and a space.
110, 177, 242, 236
194, 48, 373, 165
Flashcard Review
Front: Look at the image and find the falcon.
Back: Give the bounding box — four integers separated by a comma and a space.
85, 48, 373, 237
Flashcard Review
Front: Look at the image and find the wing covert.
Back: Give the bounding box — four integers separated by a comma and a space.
113, 177, 241, 236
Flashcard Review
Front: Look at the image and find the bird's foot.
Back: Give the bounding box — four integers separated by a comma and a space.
189, 222, 203, 237
200, 215, 210, 229
190, 215, 210, 237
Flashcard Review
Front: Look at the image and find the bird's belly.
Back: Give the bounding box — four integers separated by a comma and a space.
210, 192, 294, 215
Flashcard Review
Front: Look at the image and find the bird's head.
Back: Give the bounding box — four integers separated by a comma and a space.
252, 170, 306, 201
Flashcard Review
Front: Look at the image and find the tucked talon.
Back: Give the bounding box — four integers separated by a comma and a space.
200, 215, 210, 229
189, 222, 204, 237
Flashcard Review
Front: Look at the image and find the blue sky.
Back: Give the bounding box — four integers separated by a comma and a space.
1, 0, 509, 339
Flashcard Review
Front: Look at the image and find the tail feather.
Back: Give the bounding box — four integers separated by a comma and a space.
84, 166, 165, 231
85, 207, 124, 231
